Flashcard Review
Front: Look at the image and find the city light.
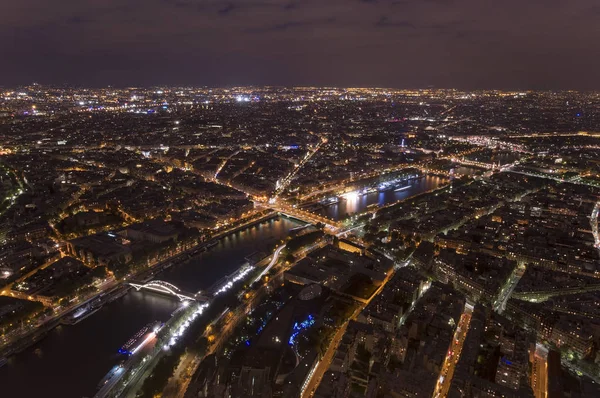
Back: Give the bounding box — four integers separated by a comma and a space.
2, 84, 598, 398
289, 314, 315, 346
214, 266, 254, 296
342, 191, 359, 200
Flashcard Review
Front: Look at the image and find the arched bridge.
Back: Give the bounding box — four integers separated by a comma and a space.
129, 280, 197, 301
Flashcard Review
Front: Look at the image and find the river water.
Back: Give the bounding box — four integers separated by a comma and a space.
0, 216, 303, 398
316, 175, 447, 221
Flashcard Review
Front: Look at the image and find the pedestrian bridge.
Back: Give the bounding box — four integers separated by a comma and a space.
129, 280, 200, 301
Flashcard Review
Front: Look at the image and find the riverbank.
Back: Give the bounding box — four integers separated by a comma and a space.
0, 215, 305, 398
0, 211, 280, 361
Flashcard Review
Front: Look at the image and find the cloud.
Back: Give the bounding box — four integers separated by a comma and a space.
246, 16, 337, 33
375, 16, 415, 28
0, 0, 599, 89
218, 3, 236, 15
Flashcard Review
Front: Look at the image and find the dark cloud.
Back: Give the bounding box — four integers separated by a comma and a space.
246, 17, 337, 33
218, 3, 236, 15
65, 15, 94, 25
1, 0, 599, 89
375, 16, 415, 28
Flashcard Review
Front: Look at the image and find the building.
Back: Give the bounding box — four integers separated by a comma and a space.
66, 233, 132, 266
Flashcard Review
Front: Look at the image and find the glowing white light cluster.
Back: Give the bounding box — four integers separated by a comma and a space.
163, 303, 209, 350
214, 266, 254, 296
342, 191, 359, 200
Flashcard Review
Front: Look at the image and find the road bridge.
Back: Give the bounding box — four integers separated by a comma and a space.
512, 284, 600, 302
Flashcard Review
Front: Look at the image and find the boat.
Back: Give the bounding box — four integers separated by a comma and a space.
206, 241, 218, 249
394, 185, 410, 192
118, 321, 162, 356
62, 304, 102, 325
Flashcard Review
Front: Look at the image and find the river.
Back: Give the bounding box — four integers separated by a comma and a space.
0, 216, 303, 398
315, 175, 447, 221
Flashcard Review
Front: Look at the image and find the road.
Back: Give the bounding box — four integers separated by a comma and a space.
171, 299, 254, 398
531, 344, 548, 398
95, 334, 158, 398
172, 239, 327, 398
178, 242, 327, 398
0, 279, 120, 354
1, 211, 279, 352
296, 162, 419, 202
161, 349, 197, 398
504, 168, 588, 185
176, 275, 286, 398
494, 264, 525, 313
0, 253, 61, 295
336, 224, 366, 238
432, 304, 473, 398
273, 203, 341, 231
252, 243, 286, 284
301, 308, 359, 398
591, 201, 600, 253
172, 233, 328, 398
302, 266, 398, 398
276, 138, 326, 196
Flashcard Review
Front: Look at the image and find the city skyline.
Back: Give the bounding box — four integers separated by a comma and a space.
2, 0, 600, 394
0, 86, 599, 397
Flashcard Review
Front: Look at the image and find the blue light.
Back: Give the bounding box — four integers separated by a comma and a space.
118, 348, 132, 356
245, 340, 251, 346
288, 315, 315, 346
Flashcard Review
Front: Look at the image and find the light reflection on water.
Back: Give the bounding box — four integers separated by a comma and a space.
0, 216, 304, 398
320, 175, 447, 220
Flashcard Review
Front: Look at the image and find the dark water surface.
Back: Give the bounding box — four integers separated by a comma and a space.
0, 216, 303, 398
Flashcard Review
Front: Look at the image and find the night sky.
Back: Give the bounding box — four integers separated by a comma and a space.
3, 0, 600, 89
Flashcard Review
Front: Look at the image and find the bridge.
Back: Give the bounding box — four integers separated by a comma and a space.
512, 284, 600, 302
275, 205, 341, 232
129, 280, 198, 301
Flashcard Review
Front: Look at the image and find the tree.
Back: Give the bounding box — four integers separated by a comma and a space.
139, 354, 180, 398
90, 266, 107, 279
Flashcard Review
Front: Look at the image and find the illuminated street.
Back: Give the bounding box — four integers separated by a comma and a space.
592, 201, 600, 252
433, 303, 473, 398
1, 80, 600, 398
302, 269, 398, 398
532, 344, 548, 398
493, 263, 526, 313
